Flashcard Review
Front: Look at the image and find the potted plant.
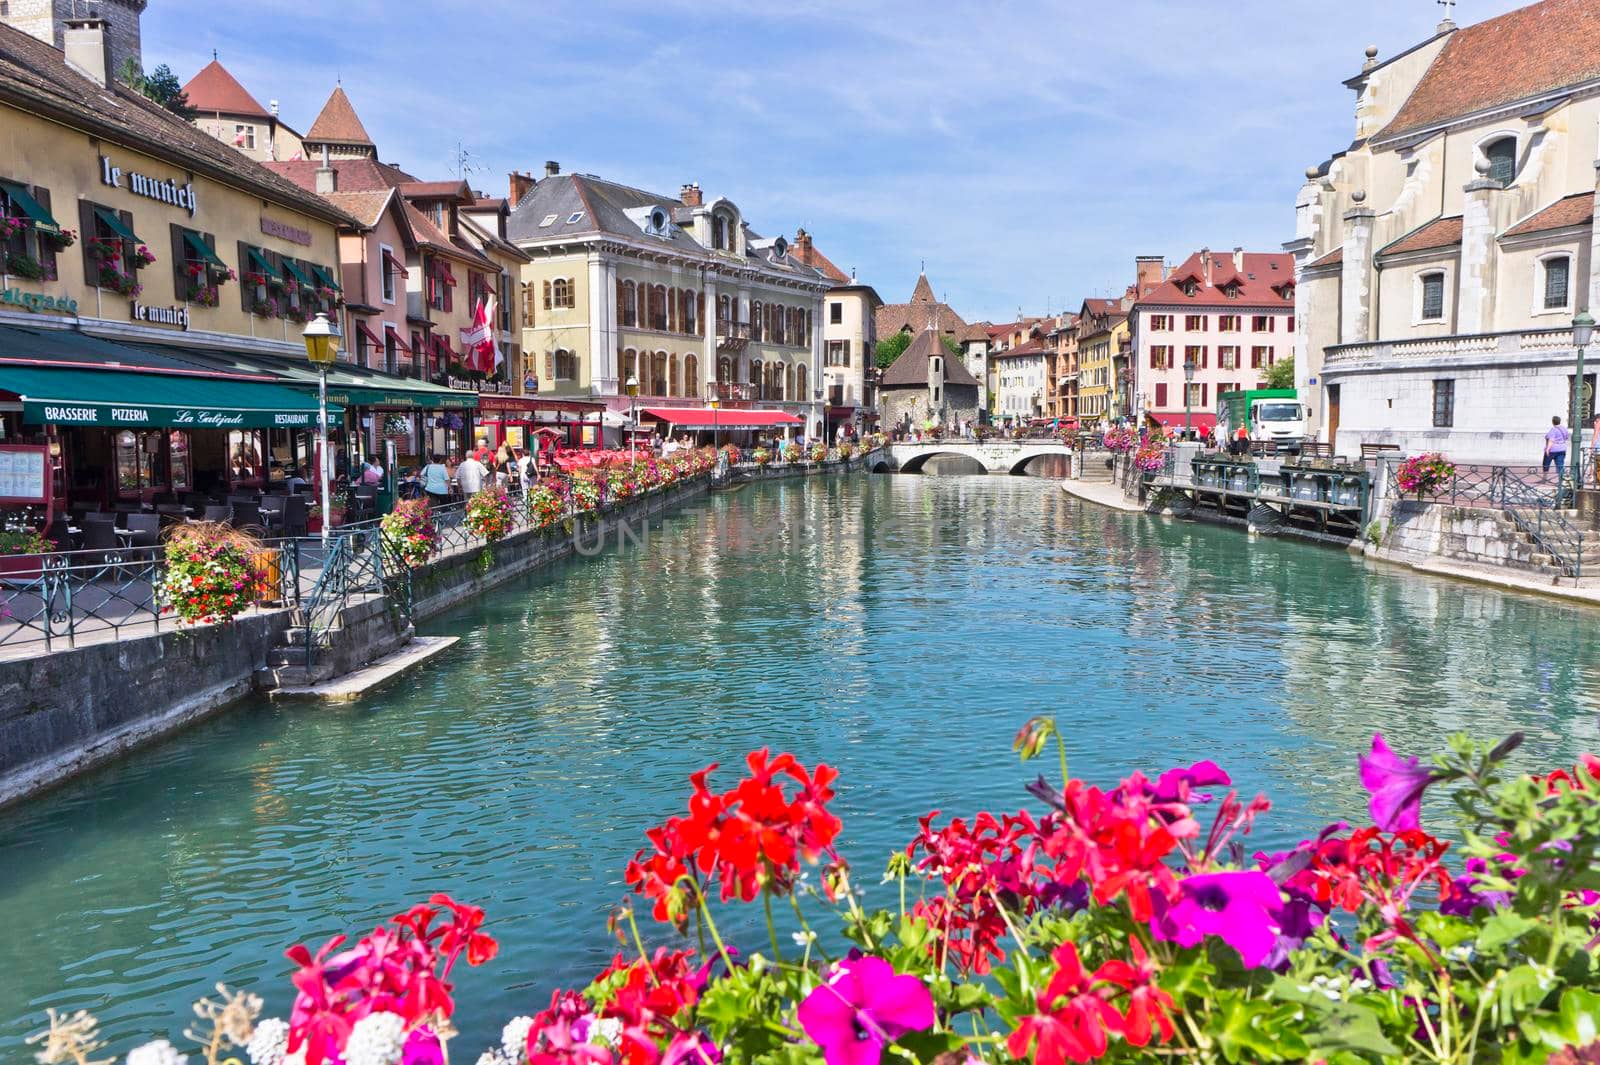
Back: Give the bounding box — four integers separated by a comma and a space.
0, 527, 54, 580
0, 215, 24, 241
5, 252, 44, 280
380, 498, 437, 569
40, 228, 76, 252
156, 522, 265, 625
1395, 452, 1456, 499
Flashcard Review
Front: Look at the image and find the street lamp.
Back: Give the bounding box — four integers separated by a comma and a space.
1572, 311, 1596, 495
708, 394, 720, 449
625, 374, 639, 462
1182, 356, 1197, 436
302, 312, 340, 549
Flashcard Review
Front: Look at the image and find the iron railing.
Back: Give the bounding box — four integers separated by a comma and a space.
1385, 462, 1584, 578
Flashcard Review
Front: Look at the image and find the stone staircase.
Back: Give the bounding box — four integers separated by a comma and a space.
1504, 508, 1600, 580
254, 594, 412, 692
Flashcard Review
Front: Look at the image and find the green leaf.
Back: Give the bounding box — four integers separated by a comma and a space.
1496, 964, 1551, 1020
1477, 911, 1539, 952
896, 914, 931, 951
1161, 952, 1218, 1003
1214, 995, 1310, 1063
1415, 911, 1476, 952
1521, 987, 1600, 1051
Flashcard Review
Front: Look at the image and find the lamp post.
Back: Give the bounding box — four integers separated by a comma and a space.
625, 374, 639, 462
709, 394, 720, 449
302, 312, 340, 549
1182, 356, 1197, 436
1572, 311, 1596, 496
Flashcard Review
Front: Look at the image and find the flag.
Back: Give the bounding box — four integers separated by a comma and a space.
485, 296, 504, 375
459, 298, 497, 374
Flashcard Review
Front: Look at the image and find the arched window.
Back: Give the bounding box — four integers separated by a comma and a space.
717, 294, 731, 327
749, 359, 763, 393
795, 363, 807, 399
784, 364, 794, 401
669, 354, 680, 396
717, 356, 732, 384
712, 215, 727, 251
551, 278, 572, 308
667, 288, 678, 333
685, 354, 700, 398
652, 351, 668, 396
620, 281, 637, 327
554, 349, 578, 380
1484, 137, 1517, 186
622, 348, 637, 386
751, 300, 763, 341
683, 290, 698, 335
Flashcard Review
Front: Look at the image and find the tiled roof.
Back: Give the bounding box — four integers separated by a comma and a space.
1306, 247, 1344, 269
319, 189, 396, 229
264, 157, 418, 193
791, 238, 849, 284
1132, 250, 1295, 308
877, 302, 969, 338
402, 202, 498, 272
400, 180, 473, 201
182, 59, 270, 119
306, 86, 374, 146
994, 342, 1047, 359
1504, 192, 1594, 236
0, 24, 353, 227
910, 273, 937, 304
880, 329, 981, 388
960, 323, 991, 342
1379, 0, 1600, 142
1380, 216, 1463, 257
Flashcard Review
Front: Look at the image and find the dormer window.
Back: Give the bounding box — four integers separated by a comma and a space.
646, 207, 669, 235
1483, 137, 1517, 186
1183, 281, 1198, 297
1224, 283, 1240, 299
772, 236, 788, 260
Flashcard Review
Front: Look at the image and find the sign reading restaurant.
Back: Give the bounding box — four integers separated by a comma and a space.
33, 401, 320, 428
100, 155, 198, 216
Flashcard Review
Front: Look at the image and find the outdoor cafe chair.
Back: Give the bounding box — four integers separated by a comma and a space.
45, 517, 72, 551
281, 495, 309, 538
83, 511, 116, 526
230, 501, 263, 532
202, 504, 233, 524
125, 514, 162, 550
259, 497, 286, 532
79, 520, 120, 565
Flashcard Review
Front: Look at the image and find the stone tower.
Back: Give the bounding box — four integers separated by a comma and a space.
2, 0, 146, 78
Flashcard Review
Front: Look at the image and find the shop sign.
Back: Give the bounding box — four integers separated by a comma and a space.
131, 302, 190, 330
447, 376, 512, 394
33, 403, 316, 428
100, 156, 197, 216
0, 286, 78, 316
261, 216, 314, 246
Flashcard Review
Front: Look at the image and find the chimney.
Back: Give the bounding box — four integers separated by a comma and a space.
681, 182, 702, 207
508, 169, 535, 205
315, 144, 337, 195
1135, 255, 1164, 294
1201, 247, 1214, 287
793, 227, 812, 258
62, 17, 111, 88
1232, 246, 1244, 272
544, 160, 560, 178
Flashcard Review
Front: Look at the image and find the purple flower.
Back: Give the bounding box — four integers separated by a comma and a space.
1359, 734, 1435, 831
1439, 857, 1513, 917
1153, 760, 1231, 804
1150, 870, 1284, 968
663, 1031, 722, 1065
798, 956, 935, 1065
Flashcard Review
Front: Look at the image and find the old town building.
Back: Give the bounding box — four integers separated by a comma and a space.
183, 57, 303, 163
989, 318, 1048, 421
504, 165, 832, 440
1075, 298, 1130, 424
1291, 0, 1600, 460
879, 326, 981, 432
790, 229, 881, 436
1129, 248, 1297, 434
1045, 314, 1079, 422
0, 13, 474, 513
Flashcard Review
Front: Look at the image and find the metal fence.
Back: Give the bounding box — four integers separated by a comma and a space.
1385, 461, 1585, 578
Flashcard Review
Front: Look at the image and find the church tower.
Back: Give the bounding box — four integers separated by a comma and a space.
2, 0, 147, 80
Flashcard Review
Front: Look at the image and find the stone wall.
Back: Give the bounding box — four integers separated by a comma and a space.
1371, 500, 1553, 575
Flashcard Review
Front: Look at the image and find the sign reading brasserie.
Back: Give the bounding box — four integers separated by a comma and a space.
131, 302, 190, 330
100, 156, 197, 216
261, 216, 313, 246
0, 287, 78, 316
33, 401, 318, 429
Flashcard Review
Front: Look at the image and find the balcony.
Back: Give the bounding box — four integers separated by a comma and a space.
709, 381, 757, 404
716, 319, 752, 353
1323, 327, 1574, 373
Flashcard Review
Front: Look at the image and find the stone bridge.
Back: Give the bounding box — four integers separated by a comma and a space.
877, 440, 1076, 475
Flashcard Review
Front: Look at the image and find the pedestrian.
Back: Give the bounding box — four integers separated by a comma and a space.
420, 454, 451, 506
495, 443, 514, 489
457, 449, 488, 497
1545, 415, 1570, 483
360, 457, 384, 486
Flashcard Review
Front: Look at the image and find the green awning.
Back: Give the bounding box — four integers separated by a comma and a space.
0, 181, 60, 236
0, 366, 341, 429
93, 207, 141, 244
324, 381, 478, 410
310, 263, 341, 292
280, 259, 313, 287
246, 247, 275, 275
183, 232, 227, 269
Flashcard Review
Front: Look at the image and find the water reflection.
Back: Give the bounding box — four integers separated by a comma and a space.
1, 475, 1598, 1054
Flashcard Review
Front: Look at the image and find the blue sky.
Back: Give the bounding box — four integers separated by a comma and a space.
146, 0, 1527, 323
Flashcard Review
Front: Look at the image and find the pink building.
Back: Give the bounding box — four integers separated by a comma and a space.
1129, 249, 1297, 434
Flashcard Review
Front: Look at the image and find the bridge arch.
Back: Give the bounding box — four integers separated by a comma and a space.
897, 450, 986, 474
1007, 449, 1075, 476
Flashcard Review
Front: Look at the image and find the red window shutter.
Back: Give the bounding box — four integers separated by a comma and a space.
1150, 348, 1159, 369
1201, 346, 1209, 369
1156, 383, 1168, 407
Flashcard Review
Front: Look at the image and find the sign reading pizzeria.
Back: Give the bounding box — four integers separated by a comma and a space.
100, 155, 197, 216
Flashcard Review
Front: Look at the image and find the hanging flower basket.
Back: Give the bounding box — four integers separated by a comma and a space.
1395, 453, 1456, 498
382, 413, 412, 438
157, 522, 266, 626
5, 253, 45, 280
380, 499, 437, 569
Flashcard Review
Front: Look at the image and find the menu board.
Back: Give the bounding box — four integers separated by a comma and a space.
0, 446, 49, 503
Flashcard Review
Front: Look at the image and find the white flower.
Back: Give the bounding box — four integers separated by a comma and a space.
476, 1053, 514, 1065
589, 1018, 623, 1047
126, 1040, 189, 1065
791, 930, 817, 946
342, 1012, 407, 1065
501, 1016, 534, 1063
247, 1018, 290, 1065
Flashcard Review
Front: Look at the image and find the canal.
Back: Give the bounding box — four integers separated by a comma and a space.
2, 472, 1598, 1052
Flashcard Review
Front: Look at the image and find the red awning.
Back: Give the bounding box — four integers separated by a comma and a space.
1150, 412, 1218, 432
383, 250, 410, 279
356, 322, 385, 351
641, 406, 803, 430
384, 326, 411, 354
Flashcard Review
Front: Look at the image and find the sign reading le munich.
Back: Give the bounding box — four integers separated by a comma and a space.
100, 155, 197, 216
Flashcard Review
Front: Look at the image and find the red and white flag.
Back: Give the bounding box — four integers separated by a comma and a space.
459, 298, 501, 375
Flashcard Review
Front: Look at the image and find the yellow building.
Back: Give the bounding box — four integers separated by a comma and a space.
0, 16, 462, 513
1075, 299, 1126, 424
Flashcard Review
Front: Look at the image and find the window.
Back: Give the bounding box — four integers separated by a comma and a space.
1218, 315, 1241, 332
1186, 383, 1206, 407
553, 349, 579, 380
1155, 383, 1168, 407
669, 354, 680, 396
379, 245, 397, 303
1484, 137, 1517, 186
1420, 272, 1445, 322
173, 225, 225, 305
1251, 315, 1274, 332
566, 212, 585, 225
1149, 345, 1173, 370
751, 300, 763, 341
827, 340, 849, 367
543, 277, 574, 310
234, 124, 255, 150
619, 280, 638, 327
84, 202, 143, 292
685, 354, 700, 398
1184, 345, 1206, 369
1, 179, 60, 282
1250, 346, 1272, 368
1185, 314, 1207, 331
830, 301, 843, 325
795, 362, 807, 399
1432, 379, 1454, 428
538, 214, 558, 228
521, 281, 536, 326
1219, 346, 1239, 370
1150, 314, 1172, 331
1543, 255, 1571, 311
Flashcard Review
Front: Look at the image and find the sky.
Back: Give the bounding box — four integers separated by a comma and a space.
145, 0, 1530, 324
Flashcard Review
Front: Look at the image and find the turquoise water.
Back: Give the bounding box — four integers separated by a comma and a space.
2, 473, 1598, 1056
